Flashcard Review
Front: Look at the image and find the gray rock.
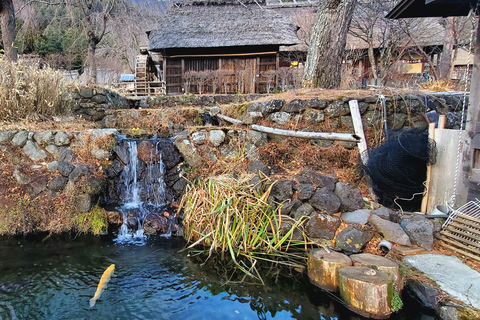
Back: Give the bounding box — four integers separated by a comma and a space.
54, 131, 70, 146
369, 214, 411, 246
387, 113, 408, 130
86, 176, 104, 195
143, 213, 169, 235
79, 88, 94, 98
45, 144, 60, 157
34, 131, 53, 145
311, 139, 334, 147
283, 99, 306, 113
297, 184, 315, 200
173, 176, 188, 195
48, 175, 68, 192
309, 187, 341, 215
58, 149, 75, 163
341, 115, 354, 128
174, 139, 201, 167
304, 108, 325, 123
292, 203, 315, 220
297, 169, 338, 191
247, 130, 268, 147
69, 164, 92, 182
339, 141, 358, 149
400, 215, 436, 250
247, 102, 262, 112
271, 180, 294, 202
244, 142, 259, 160
261, 99, 285, 116
91, 148, 110, 160
307, 98, 328, 110
74, 193, 93, 213
46, 161, 59, 171
58, 161, 75, 177
107, 159, 123, 178
248, 175, 263, 192
0, 131, 16, 144
438, 305, 459, 320
325, 100, 349, 117
305, 213, 341, 240
219, 144, 237, 159
247, 160, 270, 176
91, 94, 107, 104
341, 209, 372, 225
12, 131, 29, 147
209, 106, 221, 116
209, 130, 225, 147
404, 279, 440, 311
334, 182, 365, 212
281, 199, 302, 215
23, 141, 47, 161
373, 207, 399, 223
268, 111, 291, 124
31, 177, 48, 195
13, 168, 31, 185
335, 226, 372, 253
191, 130, 207, 145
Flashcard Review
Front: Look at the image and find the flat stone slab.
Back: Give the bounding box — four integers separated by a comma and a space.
405, 254, 480, 310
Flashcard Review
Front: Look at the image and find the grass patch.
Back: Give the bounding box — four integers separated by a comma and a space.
179, 174, 312, 283
0, 58, 72, 121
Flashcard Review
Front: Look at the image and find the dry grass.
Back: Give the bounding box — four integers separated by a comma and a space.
419, 79, 455, 92
0, 59, 73, 121
179, 174, 312, 283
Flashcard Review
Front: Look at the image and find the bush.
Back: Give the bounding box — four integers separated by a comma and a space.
0, 57, 72, 121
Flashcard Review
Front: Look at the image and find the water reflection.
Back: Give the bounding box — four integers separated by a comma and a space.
0, 235, 428, 320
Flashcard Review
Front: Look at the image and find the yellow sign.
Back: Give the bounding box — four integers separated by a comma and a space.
291, 61, 299, 66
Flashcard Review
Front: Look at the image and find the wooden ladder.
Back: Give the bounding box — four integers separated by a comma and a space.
135, 55, 148, 96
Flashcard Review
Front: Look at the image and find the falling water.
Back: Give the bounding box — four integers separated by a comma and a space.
115, 139, 168, 245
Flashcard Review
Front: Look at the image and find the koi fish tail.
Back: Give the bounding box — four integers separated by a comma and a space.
89, 297, 97, 308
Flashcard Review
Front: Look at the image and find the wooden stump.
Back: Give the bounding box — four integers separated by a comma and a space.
307, 248, 352, 291
350, 253, 400, 289
339, 266, 393, 319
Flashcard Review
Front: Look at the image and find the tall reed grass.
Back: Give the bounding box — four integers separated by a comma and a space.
179, 174, 312, 283
0, 56, 72, 121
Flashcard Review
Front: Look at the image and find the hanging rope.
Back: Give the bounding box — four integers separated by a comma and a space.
448, 12, 477, 209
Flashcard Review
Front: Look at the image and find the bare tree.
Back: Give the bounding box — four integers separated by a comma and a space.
0, 0, 17, 61
276, 67, 291, 91
261, 69, 276, 93
303, 0, 357, 88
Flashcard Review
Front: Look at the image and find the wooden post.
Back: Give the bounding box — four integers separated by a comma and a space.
348, 100, 369, 165
307, 248, 352, 291
350, 253, 400, 289
438, 115, 446, 129
421, 122, 436, 213
465, 15, 480, 204
339, 267, 393, 319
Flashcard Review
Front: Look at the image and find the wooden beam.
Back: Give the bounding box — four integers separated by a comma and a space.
168, 52, 277, 59
348, 100, 368, 165
421, 122, 436, 213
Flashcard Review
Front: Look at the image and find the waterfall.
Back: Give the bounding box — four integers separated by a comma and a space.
114, 139, 168, 245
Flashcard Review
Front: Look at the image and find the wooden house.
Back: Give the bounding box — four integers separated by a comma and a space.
146, 0, 300, 94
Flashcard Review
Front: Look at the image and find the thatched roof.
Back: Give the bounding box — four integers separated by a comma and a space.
148, 4, 300, 50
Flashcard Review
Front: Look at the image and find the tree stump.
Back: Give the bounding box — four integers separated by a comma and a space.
339, 266, 393, 319
307, 248, 352, 291
350, 253, 400, 289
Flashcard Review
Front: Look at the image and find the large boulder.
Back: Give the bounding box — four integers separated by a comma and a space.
400, 215, 437, 251
335, 226, 372, 253
143, 213, 169, 235
334, 182, 365, 212
271, 180, 294, 202
136, 140, 159, 164
261, 99, 285, 116
369, 214, 411, 246
283, 99, 306, 113
305, 213, 341, 240
341, 209, 372, 225
309, 187, 341, 215
155, 139, 182, 170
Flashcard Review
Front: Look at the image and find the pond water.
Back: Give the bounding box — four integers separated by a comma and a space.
0, 235, 434, 320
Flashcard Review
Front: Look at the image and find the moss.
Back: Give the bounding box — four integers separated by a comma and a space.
391, 290, 403, 312
74, 205, 108, 235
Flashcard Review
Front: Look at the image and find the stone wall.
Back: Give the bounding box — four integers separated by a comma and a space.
70, 87, 128, 122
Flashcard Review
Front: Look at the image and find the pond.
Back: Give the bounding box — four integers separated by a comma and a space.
0, 235, 434, 320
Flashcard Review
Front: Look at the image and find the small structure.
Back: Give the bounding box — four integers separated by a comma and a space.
146, 0, 300, 94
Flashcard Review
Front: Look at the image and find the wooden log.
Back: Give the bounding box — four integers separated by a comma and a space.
339, 266, 393, 319
350, 253, 401, 289
307, 248, 352, 291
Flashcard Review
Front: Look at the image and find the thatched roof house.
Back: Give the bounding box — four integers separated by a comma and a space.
146, 1, 301, 94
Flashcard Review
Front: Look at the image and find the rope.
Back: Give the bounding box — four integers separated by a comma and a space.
448, 13, 477, 209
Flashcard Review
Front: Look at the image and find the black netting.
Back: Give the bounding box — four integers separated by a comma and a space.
364, 128, 437, 211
